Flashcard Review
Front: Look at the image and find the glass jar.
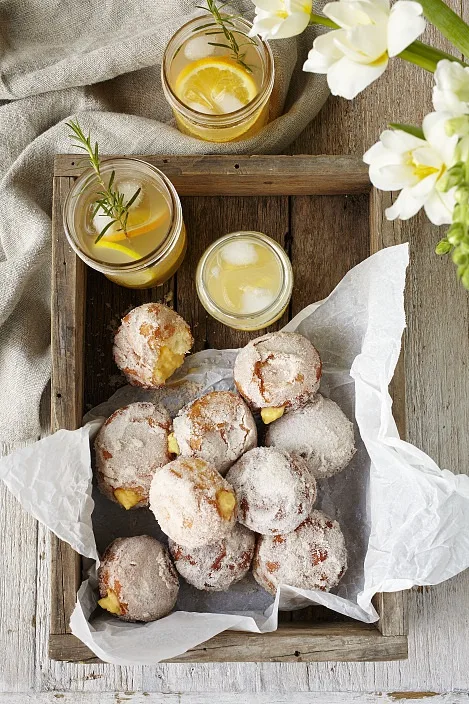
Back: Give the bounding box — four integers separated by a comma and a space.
162, 15, 274, 143
63, 157, 186, 289
196, 231, 293, 331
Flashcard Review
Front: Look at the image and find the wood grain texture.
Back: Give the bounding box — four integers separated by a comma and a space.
2, 1, 469, 695
48, 156, 406, 664
49, 626, 407, 665
54, 155, 371, 196
2, 693, 468, 704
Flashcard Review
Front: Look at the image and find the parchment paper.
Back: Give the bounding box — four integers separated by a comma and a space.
2, 243, 469, 665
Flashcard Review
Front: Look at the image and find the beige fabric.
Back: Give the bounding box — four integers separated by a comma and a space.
0, 1, 329, 443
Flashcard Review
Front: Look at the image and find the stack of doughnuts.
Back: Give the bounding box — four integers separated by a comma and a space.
95, 305, 356, 623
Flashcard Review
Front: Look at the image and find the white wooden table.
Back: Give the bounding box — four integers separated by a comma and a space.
1, 12, 469, 703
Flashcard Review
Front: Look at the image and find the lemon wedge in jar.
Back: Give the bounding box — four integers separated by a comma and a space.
95, 240, 141, 260
174, 57, 258, 115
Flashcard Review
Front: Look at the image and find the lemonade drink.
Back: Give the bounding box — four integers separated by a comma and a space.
196, 232, 293, 331
162, 17, 274, 143
64, 159, 186, 289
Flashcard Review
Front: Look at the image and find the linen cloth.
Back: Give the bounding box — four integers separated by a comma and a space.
0, 1, 329, 444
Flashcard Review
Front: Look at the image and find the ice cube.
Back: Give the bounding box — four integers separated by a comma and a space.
184, 36, 214, 61
187, 101, 215, 115
221, 241, 258, 267
217, 93, 245, 114
240, 287, 275, 314
114, 179, 144, 207
211, 265, 221, 278
93, 209, 116, 236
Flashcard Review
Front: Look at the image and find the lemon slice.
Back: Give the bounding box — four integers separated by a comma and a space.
95, 240, 141, 260
174, 57, 258, 115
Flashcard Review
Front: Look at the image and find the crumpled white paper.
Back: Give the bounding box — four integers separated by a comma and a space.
2, 243, 469, 665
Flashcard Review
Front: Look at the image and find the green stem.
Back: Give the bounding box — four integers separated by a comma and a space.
416, 0, 469, 59
411, 39, 467, 66
308, 12, 338, 30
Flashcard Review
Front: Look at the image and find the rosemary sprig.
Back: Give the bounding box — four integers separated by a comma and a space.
66, 120, 140, 244
196, 0, 256, 73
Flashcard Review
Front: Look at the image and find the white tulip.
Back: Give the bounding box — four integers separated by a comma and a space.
433, 59, 469, 116
249, 0, 312, 40
303, 0, 425, 99
363, 112, 458, 225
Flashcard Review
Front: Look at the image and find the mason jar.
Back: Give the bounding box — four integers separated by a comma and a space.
63, 157, 186, 289
162, 16, 274, 143
196, 231, 293, 331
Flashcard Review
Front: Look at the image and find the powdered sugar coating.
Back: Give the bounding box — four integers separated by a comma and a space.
226, 447, 317, 536
149, 457, 237, 548
265, 394, 356, 479
173, 391, 257, 475
253, 509, 347, 596
233, 332, 322, 410
95, 402, 173, 508
98, 535, 179, 622
113, 303, 193, 388
168, 523, 255, 591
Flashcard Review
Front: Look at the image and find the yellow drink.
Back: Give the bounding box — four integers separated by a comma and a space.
63, 158, 186, 289
196, 232, 293, 331
162, 17, 274, 143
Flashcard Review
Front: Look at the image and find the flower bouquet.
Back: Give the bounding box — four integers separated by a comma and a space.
244, 0, 469, 288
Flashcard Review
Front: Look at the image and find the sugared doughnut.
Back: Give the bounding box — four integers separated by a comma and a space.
265, 395, 356, 479
225, 447, 316, 535
171, 391, 257, 475
113, 303, 193, 388
233, 332, 321, 423
168, 523, 255, 591
149, 457, 237, 548
97, 535, 179, 622
95, 402, 173, 510
253, 509, 347, 596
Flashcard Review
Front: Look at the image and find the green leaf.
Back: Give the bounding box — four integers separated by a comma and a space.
389, 123, 425, 140
125, 187, 141, 209
95, 219, 117, 244
108, 170, 115, 190
207, 42, 231, 49
417, 0, 469, 59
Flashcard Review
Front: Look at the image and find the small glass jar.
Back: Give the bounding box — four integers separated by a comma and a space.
196, 231, 293, 331
162, 16, 274, 143
63, 157, 186, 289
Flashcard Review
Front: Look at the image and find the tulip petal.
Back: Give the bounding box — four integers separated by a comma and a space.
323, 1, 373, 28
387, 1, 425, 57
385, 188, 424, 220
423, 111, 458, 167
380, 164, 420, 189
253, 0, 284, 11
409, 172, 439, 198
250, 16, 283, 39
270, 12, 310, 38
423, 189, 455, 225
380, 129, 426, 153
334, 24, 387, 63
327, 54, 388, 99
303, 49, 335, 73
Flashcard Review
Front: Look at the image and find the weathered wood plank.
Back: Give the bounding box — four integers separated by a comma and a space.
50, 176, 86, 637
49, 624, 407, 664
289, 193, 370, 315
369, 187, 407, 638
50, 176, 86, 433
2, 692, 467, 703
53, 155, 371, 196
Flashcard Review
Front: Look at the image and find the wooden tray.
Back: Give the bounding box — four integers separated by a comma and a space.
50, 154, 407, 663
